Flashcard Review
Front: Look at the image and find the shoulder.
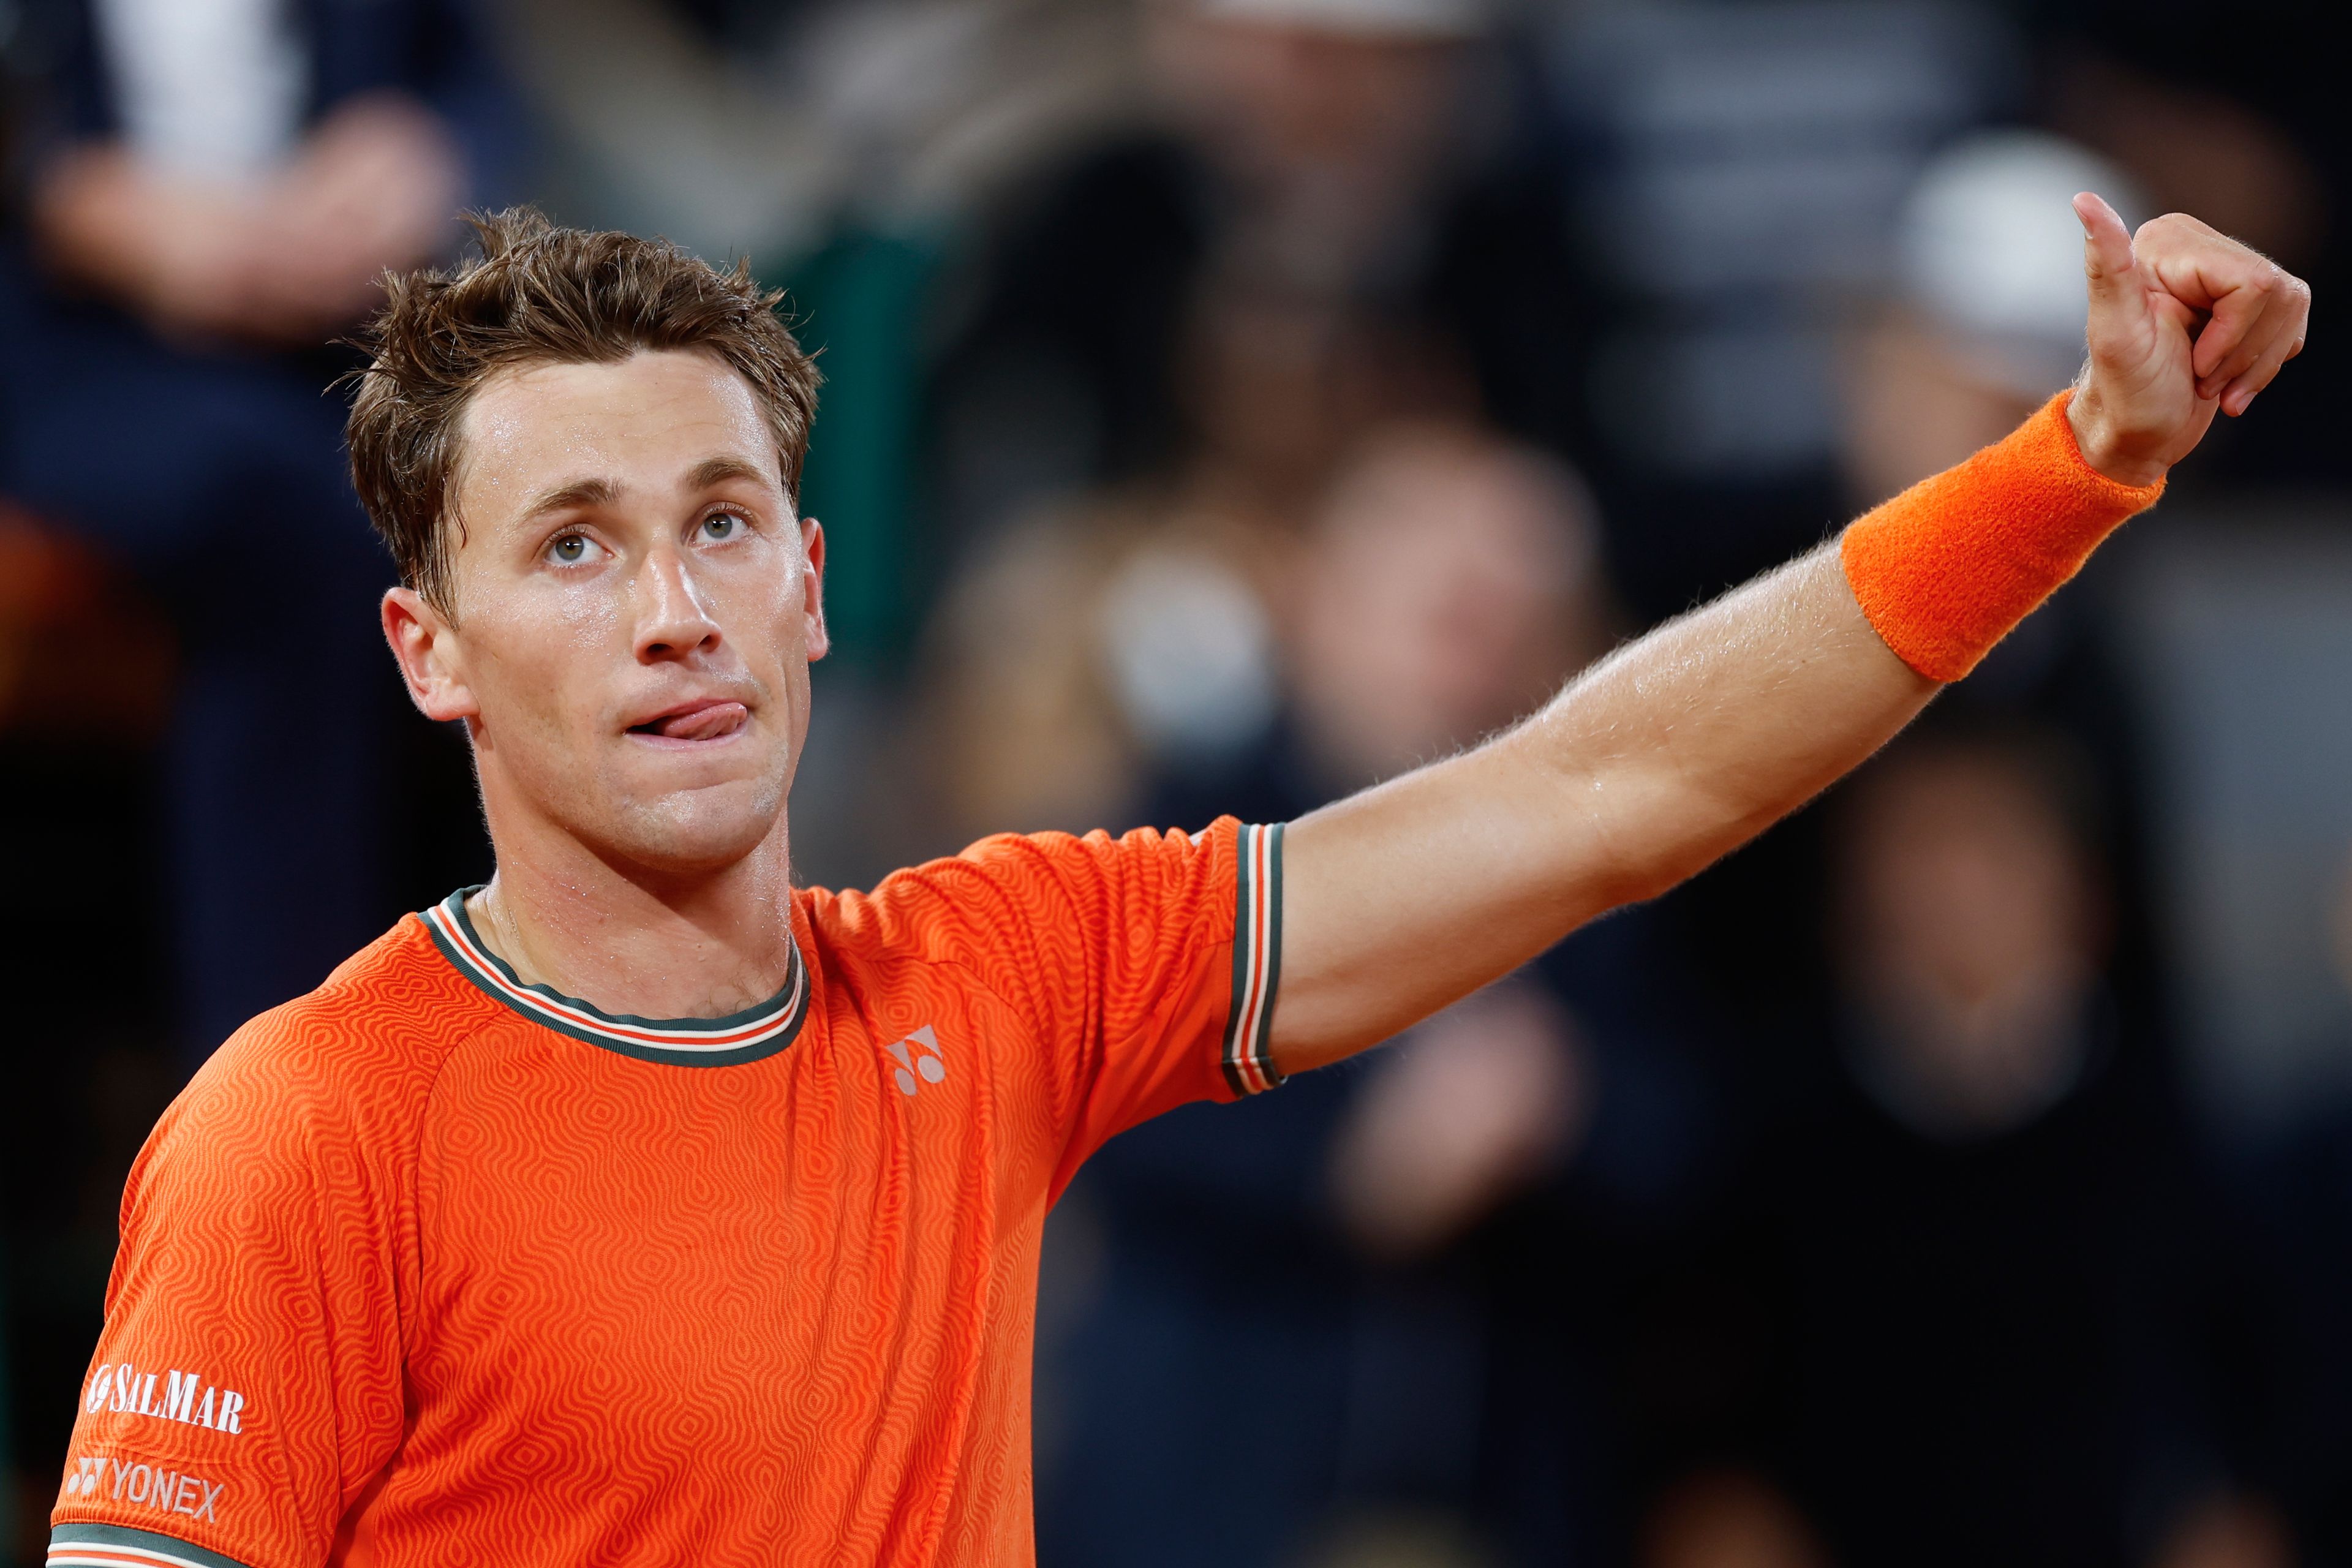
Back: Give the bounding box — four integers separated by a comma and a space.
153, 915, 494, 1188
801, 820, 1246, 973
796, 841, 1052, 981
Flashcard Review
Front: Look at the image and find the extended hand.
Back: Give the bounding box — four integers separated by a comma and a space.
2067, 195, 2310, 486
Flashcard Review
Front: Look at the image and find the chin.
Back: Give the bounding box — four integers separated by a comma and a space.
597, 774, 788, 875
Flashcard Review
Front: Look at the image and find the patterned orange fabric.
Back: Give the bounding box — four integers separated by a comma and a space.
1839, 391, 2165, 683
50, 819, 1284, 1568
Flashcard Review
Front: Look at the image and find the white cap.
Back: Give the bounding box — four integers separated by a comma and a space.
1897, 129, 2149, 401
1195, 0, 1487, 39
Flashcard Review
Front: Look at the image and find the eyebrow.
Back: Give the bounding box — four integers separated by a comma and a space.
518, 475, 620, 522
684, 454, 778, 492
512, 454, 780, 527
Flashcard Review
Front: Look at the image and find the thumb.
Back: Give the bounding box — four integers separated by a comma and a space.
2075, 191, 2150, 345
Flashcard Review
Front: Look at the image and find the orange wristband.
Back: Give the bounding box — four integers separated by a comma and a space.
1840, 391, 2165, 682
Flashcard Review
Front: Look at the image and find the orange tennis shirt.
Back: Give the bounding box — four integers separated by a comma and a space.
49, 819, 1284, 1568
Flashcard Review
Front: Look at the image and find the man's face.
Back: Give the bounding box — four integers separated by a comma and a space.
401, 348, 826, 876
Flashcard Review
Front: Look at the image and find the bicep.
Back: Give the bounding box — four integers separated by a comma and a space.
1271, 548, 1931, 1072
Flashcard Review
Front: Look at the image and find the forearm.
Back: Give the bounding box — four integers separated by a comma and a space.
1276, 546, 1928, 1071
1513, 543, 1931, 908
1262, 197, 2306, 1081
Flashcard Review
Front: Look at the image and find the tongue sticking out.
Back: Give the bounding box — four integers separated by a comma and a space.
641, 703, 747, 742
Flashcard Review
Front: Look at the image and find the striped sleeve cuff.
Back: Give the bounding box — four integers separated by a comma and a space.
1221, 821, 1286, 1097
50, 1523, 255, 1568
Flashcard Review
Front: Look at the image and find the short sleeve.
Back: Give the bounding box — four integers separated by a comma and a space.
48, 1034, 410, 1568
874, 816, 1286, 1188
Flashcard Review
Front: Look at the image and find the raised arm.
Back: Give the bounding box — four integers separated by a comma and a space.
1270, 198, 2310, 1074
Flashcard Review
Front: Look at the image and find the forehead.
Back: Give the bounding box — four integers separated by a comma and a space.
455, 349, 778, 513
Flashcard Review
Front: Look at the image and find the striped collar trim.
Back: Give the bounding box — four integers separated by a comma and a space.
421, 888, 809, 1067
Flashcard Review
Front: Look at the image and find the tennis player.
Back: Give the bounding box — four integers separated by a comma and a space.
49, 198, 2304, 1566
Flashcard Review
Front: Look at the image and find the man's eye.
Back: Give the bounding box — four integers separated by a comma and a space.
549, 533, 590, 564
701, 511, 744, 541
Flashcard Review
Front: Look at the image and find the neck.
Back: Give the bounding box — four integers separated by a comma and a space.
467, 813, 799, 1021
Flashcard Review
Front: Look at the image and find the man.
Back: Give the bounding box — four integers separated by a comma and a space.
48, 200, 2304, 1565
927, 0, 1589, 548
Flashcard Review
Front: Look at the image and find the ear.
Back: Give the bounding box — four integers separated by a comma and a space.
382, 587, 481, 723
800, 518, 831, 663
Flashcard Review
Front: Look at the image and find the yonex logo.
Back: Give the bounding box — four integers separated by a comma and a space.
59, 1453, 222, 1520
62, 1456, 104, 1498
886, 1025, 947, 1096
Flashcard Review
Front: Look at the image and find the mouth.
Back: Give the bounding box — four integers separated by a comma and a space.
626, 698, 751, 744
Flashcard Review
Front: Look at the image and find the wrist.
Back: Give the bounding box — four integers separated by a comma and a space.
1841, 393, 2165, 683
2064, 385, 2170, 489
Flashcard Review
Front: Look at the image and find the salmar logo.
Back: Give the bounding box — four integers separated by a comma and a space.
885, 1025, 948, 1096
85, 1362, 246, 1434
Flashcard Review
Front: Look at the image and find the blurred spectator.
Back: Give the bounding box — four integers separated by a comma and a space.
1648, 717, 2263, 1568
925, 0, 1592, 551
1836, 731, 2111, 1143
1265, 423, 1602, 794
0, 0, 516, 1061
1031, 424, 1721, 1567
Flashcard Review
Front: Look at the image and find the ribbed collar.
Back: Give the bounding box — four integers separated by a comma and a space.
421, 888, 809, 1067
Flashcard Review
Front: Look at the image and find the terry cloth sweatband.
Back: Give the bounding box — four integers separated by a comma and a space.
1840, 390, 2165, 683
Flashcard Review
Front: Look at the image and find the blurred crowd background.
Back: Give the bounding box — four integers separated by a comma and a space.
2, 0, 2350, 1564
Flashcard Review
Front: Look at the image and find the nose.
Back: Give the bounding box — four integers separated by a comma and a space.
633, 545, 722, 663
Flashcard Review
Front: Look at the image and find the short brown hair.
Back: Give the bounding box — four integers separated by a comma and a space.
346, 208, 820, 612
